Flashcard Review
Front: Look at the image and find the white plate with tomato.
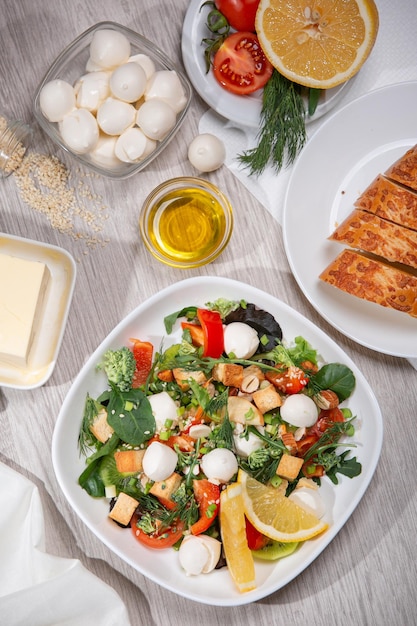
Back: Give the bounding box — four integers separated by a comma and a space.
52, 276, 382, 606
181, 0, 351, 128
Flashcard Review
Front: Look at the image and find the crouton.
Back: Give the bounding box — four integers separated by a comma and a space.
90, 408, 114, 443
114, 449, 145, 474
252, 384, 283, 414
108, 492, 138, 526
212, 363, 244, 388
150, 472, 182, 507
276, 454, 304, 481
173, 368, 207, 391
227, 395, 264, 426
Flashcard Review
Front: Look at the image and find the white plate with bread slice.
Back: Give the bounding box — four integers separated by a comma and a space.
283, 81, 417, 358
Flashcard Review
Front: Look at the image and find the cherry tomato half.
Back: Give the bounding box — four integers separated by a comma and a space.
131, 512, 185, 549
215, 0, 260, 32
130, 338, 153, 387
213, 32, 273, 95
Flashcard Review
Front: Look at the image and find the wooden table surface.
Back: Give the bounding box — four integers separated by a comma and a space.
1, 1, 416, 624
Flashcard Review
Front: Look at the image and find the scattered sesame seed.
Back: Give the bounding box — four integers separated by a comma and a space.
11, 150, 110, 250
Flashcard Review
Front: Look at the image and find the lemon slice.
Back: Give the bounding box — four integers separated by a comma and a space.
238, 469, 328, 542
255, 0, 379, 89
220, 482, 256, 593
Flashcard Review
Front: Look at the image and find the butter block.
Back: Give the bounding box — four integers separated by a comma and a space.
0, 253, 50, 367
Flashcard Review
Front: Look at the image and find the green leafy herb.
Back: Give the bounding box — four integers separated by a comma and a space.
309, 363, 356, 402
106, 384, 155, 445
78, 433, 120, 496
238, 70, 307, 176
164, 306, 197, 334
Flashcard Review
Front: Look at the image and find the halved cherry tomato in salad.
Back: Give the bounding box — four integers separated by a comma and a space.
190, 479, 220, 535
214, 0, 260, 32
266, 365, 309, 395
131, 512, 185, 549
314, 407, 345, 433
130, 338, 153, 387
212, 32, 273, 95
197, 308, 224, 357
245, 517, 269, 550
296, 433, 319, 457
148, 434, 196, 452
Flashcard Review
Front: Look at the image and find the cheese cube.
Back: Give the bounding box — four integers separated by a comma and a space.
0, 253, 50, 367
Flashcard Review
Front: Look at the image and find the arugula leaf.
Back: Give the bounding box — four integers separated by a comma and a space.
106, 384, 155, 445
309, 363, 356, 401
164, 306, 197, 334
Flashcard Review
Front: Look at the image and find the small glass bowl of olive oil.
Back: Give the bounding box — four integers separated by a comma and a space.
139, 177, 233, 268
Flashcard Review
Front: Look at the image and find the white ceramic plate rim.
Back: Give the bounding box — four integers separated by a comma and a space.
283, 81, 417, 358
52, 276, 383, 606
0, 233, 76, 389
181, 0, 351, 129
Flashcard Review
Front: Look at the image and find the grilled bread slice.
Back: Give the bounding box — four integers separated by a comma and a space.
354, 174, 417, 231
319, 249, 417, 318
329, 209, 417, 269
385, 144, 417, 192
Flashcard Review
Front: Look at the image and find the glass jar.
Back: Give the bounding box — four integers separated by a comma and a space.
0, 111, 33, 178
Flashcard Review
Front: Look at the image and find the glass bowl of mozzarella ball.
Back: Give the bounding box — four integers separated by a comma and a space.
33, 22, 192, 179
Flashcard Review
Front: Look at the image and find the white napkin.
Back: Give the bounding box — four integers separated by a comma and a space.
0, 462, 130, 626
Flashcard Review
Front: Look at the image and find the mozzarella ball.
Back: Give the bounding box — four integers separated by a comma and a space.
75, 71, 110, 112
288, 487, 325, 518
224, 322, 259, 359
39, 79, 76, 122
59, 108, 99, 154
142, 441, 177, 482
136, 99, 177, 140
188, 133, 226, 173
129, 53, 156, 79
89, 29, 131, 69
280, 394, 318, 428
178, 535, 221, 576
90, 133, 120, 167
233, 425, 264, 458
96, 97, 136, 135
145, 70, 187, 113
115, 127, 156, 163
201, 448, 238, 483
147, 391, 179, 432
110, 62, 147, 103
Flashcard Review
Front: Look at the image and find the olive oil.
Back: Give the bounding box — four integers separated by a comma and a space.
147, 187, 228, 266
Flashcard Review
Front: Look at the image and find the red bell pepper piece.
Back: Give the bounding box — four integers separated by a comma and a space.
130, 338, 153, 387
181, 321, 205, 348
196, 309, 224, 358
190, 479, 220, 535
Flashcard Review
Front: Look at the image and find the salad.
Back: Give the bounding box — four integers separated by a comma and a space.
77, 298, 361, 591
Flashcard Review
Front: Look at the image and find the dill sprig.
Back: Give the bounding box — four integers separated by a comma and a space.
238, 69, 307, 176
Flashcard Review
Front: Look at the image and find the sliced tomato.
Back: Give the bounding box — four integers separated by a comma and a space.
148, 433, 195, 452
266, 366, 309, 395
302, 462, 325, 479
197, 308, 224, 357
181, 321, 205, 348
245, 517, 269, 551
190, 479, 220, 535
131, 512, 184, 549
214, 0, 260, 32
213, 32, 273, 95
315, 407, 345, 432
130, 338, 153, 387
296, 433, 319, 458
